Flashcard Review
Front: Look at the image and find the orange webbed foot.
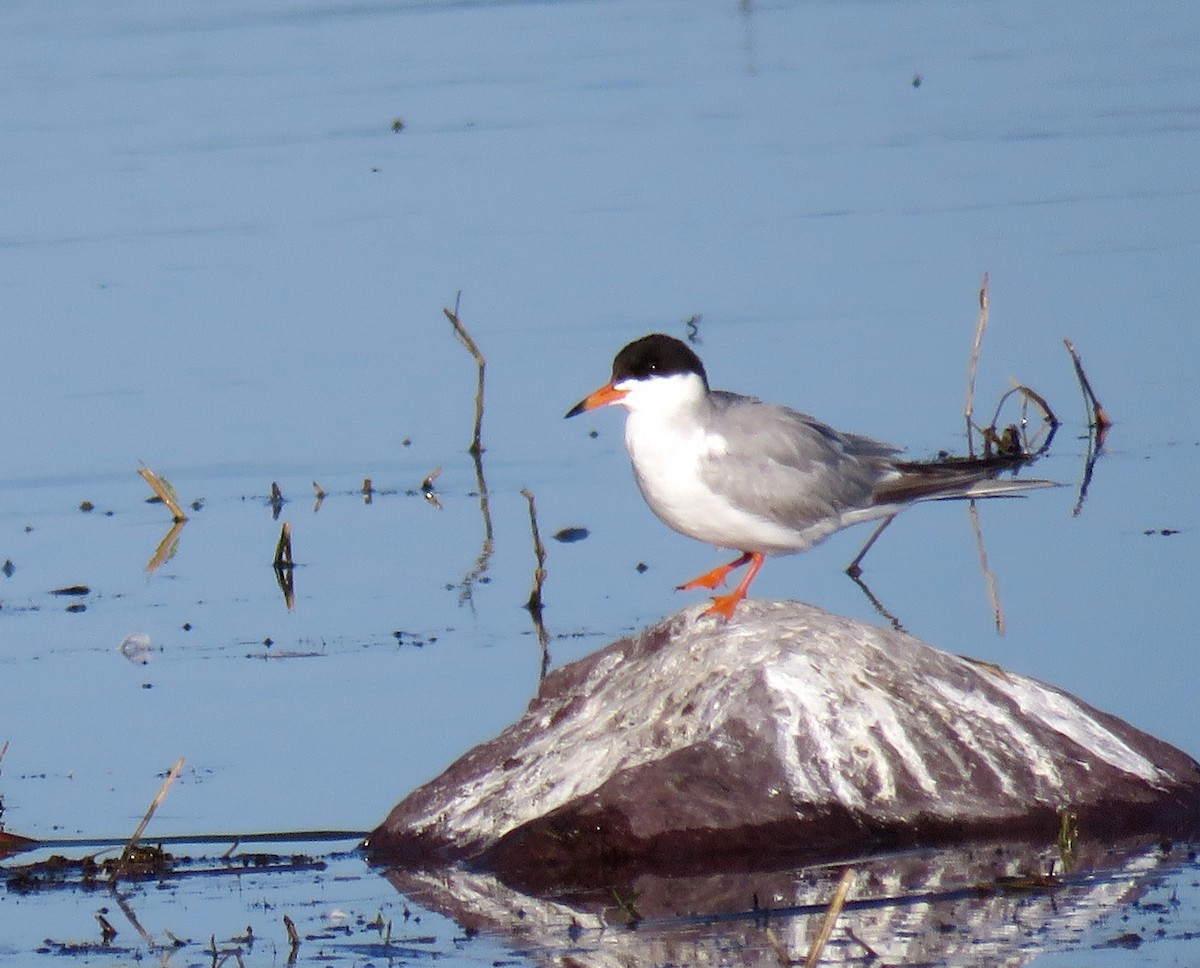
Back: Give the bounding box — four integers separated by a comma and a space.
702, 592, 745, 621
676, 552, 754, 592
695, 552, 765, 621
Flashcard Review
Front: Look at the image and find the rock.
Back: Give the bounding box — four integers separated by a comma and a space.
365, 602, 1200, 882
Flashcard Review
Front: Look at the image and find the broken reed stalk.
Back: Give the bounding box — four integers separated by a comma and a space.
964, 272, 990, 457
1063, 338, 1112, 432
138, 466, 188, 523
804, 866, 855, 968
443, 295, 486, 457
520, 488, 548, 614
111, 756, 185, 885
0, 739, 9, 768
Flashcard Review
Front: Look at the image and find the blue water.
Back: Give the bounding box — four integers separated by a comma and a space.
2, 0, 1198, 963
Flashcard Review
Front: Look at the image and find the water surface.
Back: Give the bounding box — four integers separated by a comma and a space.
2, 0, 1198, 963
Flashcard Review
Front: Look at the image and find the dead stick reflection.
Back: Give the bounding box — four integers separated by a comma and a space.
273, 522, 296, 611
111, 757, 185, 885
421, 467, 443, 510
441, 297, 494, 604
138, 466, 189, 523
270, 481, 285, 520
111, 891, 155, 949
145, 519, 186, 574
521, 489, 551, 683
969, 502, 1005, 634
804, 866, 855, 968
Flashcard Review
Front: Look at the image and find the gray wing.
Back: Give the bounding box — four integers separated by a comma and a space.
700, 391, 899, 526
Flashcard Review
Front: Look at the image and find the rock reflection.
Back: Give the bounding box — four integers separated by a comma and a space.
382, 837, 1184, 967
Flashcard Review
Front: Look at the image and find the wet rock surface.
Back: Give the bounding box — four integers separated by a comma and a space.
367, 602, 1200, 882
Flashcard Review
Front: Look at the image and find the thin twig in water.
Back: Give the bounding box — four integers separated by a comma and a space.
964, 272, 990, 457
1064, 338, 1112, 433
804, 866, 855, 968
284, 914, 300, 957
312, 481, 326, 513
443, 294, 487, 457
138, 466, 189, 523
521, 489, 548, 613
96, 913, 118, 944
1, 739, 10, 768
111, 757, 185, 885
969, 502, 1005, 635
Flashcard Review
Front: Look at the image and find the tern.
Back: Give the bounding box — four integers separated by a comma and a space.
566, 333, 1052, 620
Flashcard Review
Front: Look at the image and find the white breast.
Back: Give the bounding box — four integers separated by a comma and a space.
623, 409, 808, 555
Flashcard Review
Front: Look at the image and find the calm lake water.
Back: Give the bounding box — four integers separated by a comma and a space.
2, 0, 1198, 964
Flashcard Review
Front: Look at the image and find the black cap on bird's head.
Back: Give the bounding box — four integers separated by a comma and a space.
610, 333, 708, 387
566, 334, 708, 418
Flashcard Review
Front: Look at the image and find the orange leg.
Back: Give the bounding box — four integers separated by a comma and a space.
704, 552, 765, 620
677, 552, 765, 620
677, 552, 755, 591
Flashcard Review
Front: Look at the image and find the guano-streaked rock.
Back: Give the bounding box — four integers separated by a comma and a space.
366, 602, 1200, 880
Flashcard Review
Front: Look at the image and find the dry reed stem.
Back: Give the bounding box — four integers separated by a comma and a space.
138, 466, 189, 523
804, 866, 855, 968
520, 488, 548, 614
0, 739, 9, 768
443, 294, 486, 456
111, 756, 185, 885
964, 272, 990, 457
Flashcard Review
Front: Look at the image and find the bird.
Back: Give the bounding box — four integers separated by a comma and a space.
565, 333, 1054, 620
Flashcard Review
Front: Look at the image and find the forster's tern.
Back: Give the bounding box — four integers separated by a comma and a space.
566, 333, 1051, 619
